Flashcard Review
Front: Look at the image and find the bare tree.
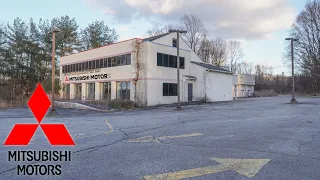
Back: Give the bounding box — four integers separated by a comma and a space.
197, 35, 211, 63
236, 61, 254, 75
146, 23, 173, 37
228, 40, 244, 72
181, 14, 206, 52
284, 0, 320, 94
209, 38, 228, 67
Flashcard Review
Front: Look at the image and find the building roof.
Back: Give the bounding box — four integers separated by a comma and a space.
142, 33, 171, 42
191, 61, 232, 74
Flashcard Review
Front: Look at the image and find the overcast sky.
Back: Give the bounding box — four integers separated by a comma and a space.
0, 0, 307, 75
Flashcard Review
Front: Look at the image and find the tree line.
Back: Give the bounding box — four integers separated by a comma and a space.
0, 16, 118, 102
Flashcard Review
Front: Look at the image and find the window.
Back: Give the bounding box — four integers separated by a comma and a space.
75, 63, 79, 72
82, 62, 87, 71
172, 38, 177, 47
108, 58, 112, 67
96, 60, 100, 68
126, 54, 131, 65
79, 63, 82, 71
62, 66, 65, 73
157, 52, 185, 69
116, 81, 130, 100
168, 55, 174, 67
104, 58, 108, 68
180, 57, 185, 69
72, 64, 75, 72
100, 59, 103, 68
163, 83, 177, 96
121, 55, 126, 65
92, 60, 96, 69
116, 56, 121, 66
88, 61, 92, 69
157, 53, 163, 66
111, 57, 116, 66
167, 55, 174, 67
173, 57, 177, 68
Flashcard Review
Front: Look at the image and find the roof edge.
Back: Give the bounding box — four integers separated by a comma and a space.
61, 38, 141, 59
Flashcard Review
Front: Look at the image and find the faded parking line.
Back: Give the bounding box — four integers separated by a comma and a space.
105, 119, 113, 134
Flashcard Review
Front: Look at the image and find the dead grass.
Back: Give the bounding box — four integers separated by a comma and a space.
0, 100, 26, 109
253, 90, 278, 97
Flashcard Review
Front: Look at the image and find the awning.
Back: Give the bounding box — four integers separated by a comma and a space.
184, 75, 197, 80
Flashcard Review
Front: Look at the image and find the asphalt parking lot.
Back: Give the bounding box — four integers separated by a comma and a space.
1, 95, 320, 180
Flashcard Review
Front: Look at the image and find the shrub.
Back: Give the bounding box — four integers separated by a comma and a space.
108, 99, 135, 110
0, 100, 26, 109
253, 90, 278, 97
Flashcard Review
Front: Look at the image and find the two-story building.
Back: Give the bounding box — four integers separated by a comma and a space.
232, 74, 255, 98
59, 32, 234, 106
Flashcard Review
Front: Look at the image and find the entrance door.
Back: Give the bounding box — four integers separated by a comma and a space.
75, 84, 82, 99
103, 82, 111, 100
65, 84, 70, 99
188, 83, 193, 102
88, 83, 95, 99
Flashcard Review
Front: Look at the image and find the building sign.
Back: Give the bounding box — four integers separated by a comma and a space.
65, 73, 108, 82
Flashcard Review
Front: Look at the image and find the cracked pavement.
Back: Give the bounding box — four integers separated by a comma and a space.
1, 95, 320, 179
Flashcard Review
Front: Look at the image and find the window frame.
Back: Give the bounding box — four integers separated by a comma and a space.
96, 59, 100, 69
126, 54, 131, 65
172, 38, 177, 47
163, 83, 178, 96
116, 81, 131, 100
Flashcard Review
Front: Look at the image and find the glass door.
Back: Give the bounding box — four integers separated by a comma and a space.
103, 82, 111, 100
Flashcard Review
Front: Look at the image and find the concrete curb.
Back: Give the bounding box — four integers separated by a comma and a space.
54, 101, 110, 112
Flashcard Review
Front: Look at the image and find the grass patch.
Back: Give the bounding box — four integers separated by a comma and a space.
253, 90, 278, 97
108, 99, 135, 110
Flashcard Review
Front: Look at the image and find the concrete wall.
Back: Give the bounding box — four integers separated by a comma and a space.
206, 71, 233, 102
238, 74, 255, 86
144, 37, 194, 106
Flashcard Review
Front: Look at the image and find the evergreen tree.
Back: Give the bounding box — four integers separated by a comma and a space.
80, 21, 118, 50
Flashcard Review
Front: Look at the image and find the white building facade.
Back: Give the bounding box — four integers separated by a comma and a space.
59, 33, 233, 106
232, 74, 255, 98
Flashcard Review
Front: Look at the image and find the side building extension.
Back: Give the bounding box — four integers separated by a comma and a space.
232, 74, 255, 98
59, 32, 233, 106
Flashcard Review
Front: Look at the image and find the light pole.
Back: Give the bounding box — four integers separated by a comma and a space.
49, 27, 61, 112
285, 37, 298, 104
169, 29, 187, 109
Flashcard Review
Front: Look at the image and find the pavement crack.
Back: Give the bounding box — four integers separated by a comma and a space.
159, 141, 320, 161
298, 131, 320, 156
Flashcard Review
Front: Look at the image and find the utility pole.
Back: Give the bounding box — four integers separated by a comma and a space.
285, 37, 298, 104
169, 29, 187, 109
49, 27, 61, 112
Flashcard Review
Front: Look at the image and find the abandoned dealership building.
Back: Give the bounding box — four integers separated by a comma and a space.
59, 32, 234, 106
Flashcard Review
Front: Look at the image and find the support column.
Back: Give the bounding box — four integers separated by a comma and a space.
81, 83, 86, 100
60, 84, 65, 99
111, 81, 117, 100
245, 85, 248, 97
95, 82, 101, 100
235, 85, 237, 100
70, 83, 76, 100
